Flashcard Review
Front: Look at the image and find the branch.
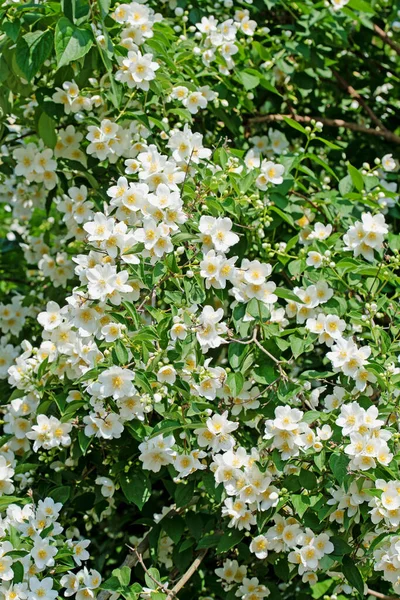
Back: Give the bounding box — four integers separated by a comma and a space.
247, 114, 400, 144
373, 24, 400, 56
97, 501, 199, 600
97, 535, 150, 600
367, 589, 398, 600
131, 548, 170, 595
333, 71, 387, 130
165, 550, 208, 600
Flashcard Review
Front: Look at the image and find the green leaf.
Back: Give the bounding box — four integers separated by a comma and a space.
113, 566, 131, 587
290, 335, 306, 358
113, 339, 129, 365
291, 494, 310, 518
315, 137, 342, 150
306, 153, 339, 181
348, 0, 375, 12
339, 174, 353, 196
238, 71, 260, 90
300, 468, 317, 490
55, 17, 94, 68
347, 164, 364, 192
3, 20, 21, 42
329, 453, 350, 485
175, 479, 195, 508
120, 471, 151, 510
330, 536, 352, 556
216, 529, 243, 553
12, 562, 24, 584
15, 30, 53, 81
97, 0, 110, 17
144, 568, 161, 591
49, 486, 71, 504
311, 578, 334, 599
226, 372, 244, 396
342, 555, 364, 595
270, 205, 295, 227
78, 430, 91, 454
275, 288, 303, 304
37, 356, 49, 380
162, 515, 185, 544
38, 112, 57, 149
196, 534, 221, 550
100, 576, 121, 592
283, 116, 307, 135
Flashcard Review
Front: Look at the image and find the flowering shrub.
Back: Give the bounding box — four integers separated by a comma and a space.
0, 1, 400, 600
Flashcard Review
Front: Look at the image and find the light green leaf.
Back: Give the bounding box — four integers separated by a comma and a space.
55, 17, 93, 68
347, 163, 364, 192
238, 71, 260, 90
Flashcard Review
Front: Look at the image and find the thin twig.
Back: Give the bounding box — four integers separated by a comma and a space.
333, 71, 387, 131
131, 547, 170, 594
97, 535, 149, 600
165, 549, 208, 600
373, 24, 400, 56
367, 589, 398, 600
97, 501, 199, 600
247, 114, 400, 145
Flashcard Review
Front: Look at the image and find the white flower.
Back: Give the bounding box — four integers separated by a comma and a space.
309, 223, 332, 241
157, 365, 176, 384
256, 160, 285, 188
95, 476, 115, 498
306, 251, 323, 268
0, 542, 14, 580
28, 578, 57, 600
139, 435, 175, 472
95, 366, 135, 399
116, 50, 159, 90
30, 537, 58, 569
250, 535, 269, 558
381, 153, 396, 172
37, 301, 63, 331
196, 305, 228, 352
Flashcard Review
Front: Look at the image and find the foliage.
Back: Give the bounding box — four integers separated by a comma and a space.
0, 1, 399, 600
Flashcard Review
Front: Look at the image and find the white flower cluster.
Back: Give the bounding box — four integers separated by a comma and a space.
54, 125, 87, 166
0, 296, 30, 336
138, 433, 206, 478
13, 144, 58, 190
255, 160, 285, 189
169, 85, 218, 114
327, 338, 374, 391
0, 337, 18, 379
113, 1, 162, 48
286, 280, 333, 324
0, 177, 46, 221
343, 212, 388, 262
374, 535, 400, 594
86, 119, 132, 163
39, 252, 75, 289
115, 50, 159, 90
247, 130, 289, 159
0, 499, 98, 600
57, 185, 94, 241
52, 81, 93, 115
336, 402, 393, 471
264, 406, 331, 460
213, 447, 279, 530
195, 10, 257, 74
216, 566, 271, 600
